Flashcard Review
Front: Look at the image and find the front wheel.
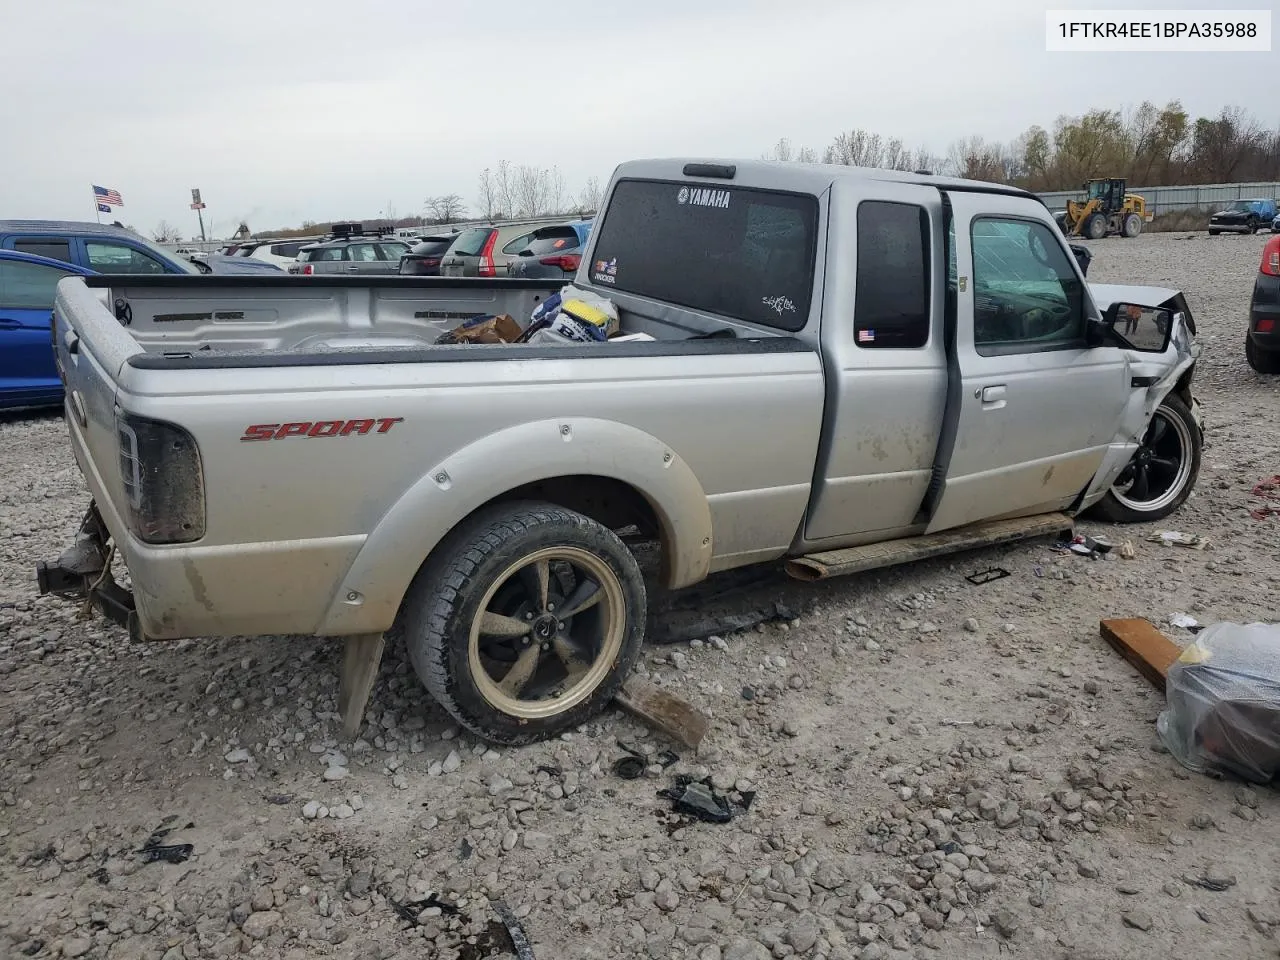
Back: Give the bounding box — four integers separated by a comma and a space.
403, 501, 646, 745
1089, 395, 1202, 524
1085, 213, 1108, 241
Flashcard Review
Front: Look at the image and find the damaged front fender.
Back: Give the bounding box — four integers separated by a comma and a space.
1078, 285, 1202, 508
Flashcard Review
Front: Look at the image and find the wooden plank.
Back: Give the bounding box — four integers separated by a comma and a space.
1099, 618, 1181, 692
786, 512, 1074, 581
338, 632, 386, 740
616, 676, 709, 750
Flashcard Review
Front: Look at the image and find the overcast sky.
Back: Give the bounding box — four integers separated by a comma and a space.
1, 0, 1274, 238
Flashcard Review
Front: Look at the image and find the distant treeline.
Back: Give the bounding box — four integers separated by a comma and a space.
767, 102, 1280, 191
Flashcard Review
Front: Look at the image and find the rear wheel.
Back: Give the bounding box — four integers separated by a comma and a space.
1209, 230, 1220, 237
1085, 214, 1108, 241
403, 502, 646, 745
1246, 335, 1280, 374
1090, 395, 1201, 524
1122, 213, 1142, 238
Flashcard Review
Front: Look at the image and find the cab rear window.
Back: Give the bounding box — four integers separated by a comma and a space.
587, 179, 818, 331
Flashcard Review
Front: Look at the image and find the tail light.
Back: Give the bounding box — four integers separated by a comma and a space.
116, 414, 205, 544
400, 257, 442, 275
301, 263, 314, 276
1262, 237, 1280, 277
478, 230, 498, 277
539, 254, 581, 272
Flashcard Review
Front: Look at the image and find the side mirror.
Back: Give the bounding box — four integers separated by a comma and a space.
1101, 301, 1174, 353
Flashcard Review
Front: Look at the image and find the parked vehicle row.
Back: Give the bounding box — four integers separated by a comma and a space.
1209, 198, 1279, 235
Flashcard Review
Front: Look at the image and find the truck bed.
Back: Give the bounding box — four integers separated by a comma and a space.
84, 275, 783, 362
53, 274, 825, 640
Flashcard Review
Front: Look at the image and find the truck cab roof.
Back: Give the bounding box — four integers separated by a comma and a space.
612, 158, 1042, 203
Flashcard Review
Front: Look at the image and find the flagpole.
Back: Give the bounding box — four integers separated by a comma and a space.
92, 186, 101, 224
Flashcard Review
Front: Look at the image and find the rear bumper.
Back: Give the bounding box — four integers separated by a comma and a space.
1250, 274, 1280, 348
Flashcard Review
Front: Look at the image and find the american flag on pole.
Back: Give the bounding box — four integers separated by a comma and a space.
93, 185, 123, 206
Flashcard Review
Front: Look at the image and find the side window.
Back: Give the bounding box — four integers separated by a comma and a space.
0, 260, 76, 309
348, 243, 378, 262
85, 242, 168, 275
377, 242, 408, 260
854, 201, 930, 348
970, 218, 1084, 354
13, 239, 72, 263
502, 233, 533, 255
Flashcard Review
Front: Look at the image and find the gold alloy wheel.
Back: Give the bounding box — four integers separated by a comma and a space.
467, 546, 625, 720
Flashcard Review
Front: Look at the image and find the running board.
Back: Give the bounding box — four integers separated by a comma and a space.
785, 513, 1074, 582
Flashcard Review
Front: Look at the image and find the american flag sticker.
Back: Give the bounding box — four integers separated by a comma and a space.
858, 329, 875, 343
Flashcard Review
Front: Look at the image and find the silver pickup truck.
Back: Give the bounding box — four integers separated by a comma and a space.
39, 159, 1202, 745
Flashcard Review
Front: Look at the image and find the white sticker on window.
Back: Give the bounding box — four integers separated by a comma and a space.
762, 295, 797, 317
677, 186, 731, 209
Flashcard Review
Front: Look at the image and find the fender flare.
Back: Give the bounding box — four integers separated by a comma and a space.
316, 417, 713, 636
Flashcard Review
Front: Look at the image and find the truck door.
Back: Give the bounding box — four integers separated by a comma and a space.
924, 191, 1129, 533
804, 182, 949, 543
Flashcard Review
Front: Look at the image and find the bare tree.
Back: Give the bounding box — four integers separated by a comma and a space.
425, 194, 467, 224
823, 129, 915, 170
764, 137, 796, 161
765, 138, 820, 163
495, 160, 515, 218
546, 166, 565, 215
573, 176, 603, 215
477, 168, 501, 220
1191, 105, 1266, 182
152, 220, 181, 243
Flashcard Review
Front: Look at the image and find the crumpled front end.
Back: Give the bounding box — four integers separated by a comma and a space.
1078, 285, 1202, 509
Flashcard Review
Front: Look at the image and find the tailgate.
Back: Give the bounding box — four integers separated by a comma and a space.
53, 277, 145, 506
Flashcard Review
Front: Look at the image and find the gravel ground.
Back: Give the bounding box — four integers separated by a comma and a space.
2, 230, 1279, 960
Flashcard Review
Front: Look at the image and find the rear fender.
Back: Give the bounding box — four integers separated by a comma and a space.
316, 417, 713, 636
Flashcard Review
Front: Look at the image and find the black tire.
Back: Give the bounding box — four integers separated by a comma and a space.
1209, 230, 1220, 237
1085, 214, 1107, 241
1089, 394, 1201, 524
1122, 213, 1142, 238
1247, 218, 1259, 235
402, 501, 646, 745
1246, 335, 1280, 374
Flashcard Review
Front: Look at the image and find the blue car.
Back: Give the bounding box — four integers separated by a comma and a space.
0, 250, 95, 410
0, 220, 283, 276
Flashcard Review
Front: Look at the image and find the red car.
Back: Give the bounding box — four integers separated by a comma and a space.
1247, 235, 1280, 373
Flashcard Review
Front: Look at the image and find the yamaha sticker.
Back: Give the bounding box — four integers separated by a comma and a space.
677, 186, 731, 209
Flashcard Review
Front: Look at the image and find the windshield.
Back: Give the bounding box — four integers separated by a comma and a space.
409, 238, 453, 255
521, 226, 582, 256
1226, 201, 1254, 212
446, 228, 492, 258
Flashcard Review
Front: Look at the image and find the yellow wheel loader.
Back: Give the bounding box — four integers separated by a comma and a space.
1057, 178, 1152, 240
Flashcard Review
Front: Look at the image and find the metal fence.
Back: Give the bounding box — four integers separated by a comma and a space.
1037, 181, 1280, 215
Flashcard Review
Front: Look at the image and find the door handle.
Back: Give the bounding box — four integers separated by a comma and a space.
978, 384, 1007, 409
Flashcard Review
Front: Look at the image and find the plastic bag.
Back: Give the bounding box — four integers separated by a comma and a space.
519, 285, 619, 343
1156, 622, 1280, 783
